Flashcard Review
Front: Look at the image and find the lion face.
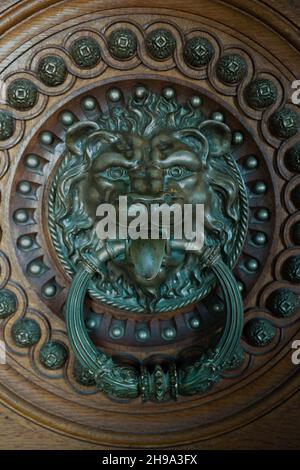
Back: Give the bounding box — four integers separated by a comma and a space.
78, 128, 220, 291
51, 90, 244, 312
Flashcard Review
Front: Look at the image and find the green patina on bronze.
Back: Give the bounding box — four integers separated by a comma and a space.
267, 288, 299, 318
0, 289, 17, 318
145, 29, 176, 60
48, 87, 248, 400
284, 255, 300, 283
70, 37, 101, 68
7, 78, 38, 110
108, 29, 137, 60
245, 79, 277, 109
0, 110, 14, 141
39, 341, 68, 369
269, 108, 300, 139
49, 89, 248, 313
285, 143, 300, 172
216, 54, 247, 85
38, 55, 67, 87
65, 246, 244, 400
244, 318, 276, 347
12, 318, 41, 347
184, 37, 214, 68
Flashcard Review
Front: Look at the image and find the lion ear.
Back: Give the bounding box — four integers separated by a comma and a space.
173, 128, 209, 165
65, 122, 99, 156
198, 121, 232, 157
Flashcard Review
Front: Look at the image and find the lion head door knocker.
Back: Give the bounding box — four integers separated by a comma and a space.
49, 85, 248, 401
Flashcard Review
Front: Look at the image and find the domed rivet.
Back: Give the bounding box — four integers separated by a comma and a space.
42, 282, 57, 298
74, 360, 95, 386
136, 328, 150, 341
232, 131, 244, 145
285, 143, 300, 172
39, 131, 54, 146
14, 209, 29, 224
0, 289, 17, 319
107, 88, 122, 102
190, 95, 202, 108
237, 281, 245, 293
292, 221, 300, 245
245, 258, 259, 272
284, 255, 300, 283
134, 85, 148, 100
267, 288, 299, 318
12, 318, 41, 347
184, 37, 214, 67
189, 316, 201, 329
211, 111, 224, 122
163, 87, 175, 100
244, 318, 276, 347
145, 29, 176, 60
27, 260, 44, 276
37, 55, 67, 87
17, 235, 34, 250
216, 54, 247, 85
108, 28, 137, 60
82, 96, 97, 111
252, 232, 267, 246
162, 326, 176, 341
292, 185, 300, 209
211, 300, 224, 313
0, 110, 14, 141
253, 181, 267, 195
25, 154, 40, 169
244, 155, 258, 170
70, 37, 101, 68
60, 111, 75, 127
245, 79, 277, 109
256, 208, 270, 221
269, 108, 300, 139
39, 341, 68, 369
17, 181, 32, 195
7, 79, 38, 110
110, 325, 124, 339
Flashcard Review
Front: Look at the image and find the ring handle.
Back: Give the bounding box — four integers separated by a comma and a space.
66, 245, 244, 401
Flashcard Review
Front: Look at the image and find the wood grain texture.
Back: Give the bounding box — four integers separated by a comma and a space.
0, 0, 299, 449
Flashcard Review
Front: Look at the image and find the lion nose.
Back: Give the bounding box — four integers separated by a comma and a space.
130, 166, 163, 194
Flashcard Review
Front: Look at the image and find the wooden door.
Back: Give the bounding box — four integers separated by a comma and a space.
0, 0, 300, 450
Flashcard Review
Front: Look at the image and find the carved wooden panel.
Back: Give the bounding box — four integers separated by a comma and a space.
0, 0, 299, 449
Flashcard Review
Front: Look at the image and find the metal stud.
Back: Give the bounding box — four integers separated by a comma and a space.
14, 209, 29, 224
0, 289, 17, 319
39, 131, 54, 146
145, 29, 176, 60
82, 96, 97, 111
25, 154, 40, 169
244, 318, 275, 347
40, 341, 68, 369
267, 288, 299, 318
17, 181, 32, 195
256, 208, 270, 221
269, 108, 300, 139
107, 88, 122, 102
12, 318, 41, 347
244, 155, 258, 170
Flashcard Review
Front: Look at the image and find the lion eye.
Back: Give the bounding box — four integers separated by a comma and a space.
101, 166, 129, 181
166, 166, 192, 180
